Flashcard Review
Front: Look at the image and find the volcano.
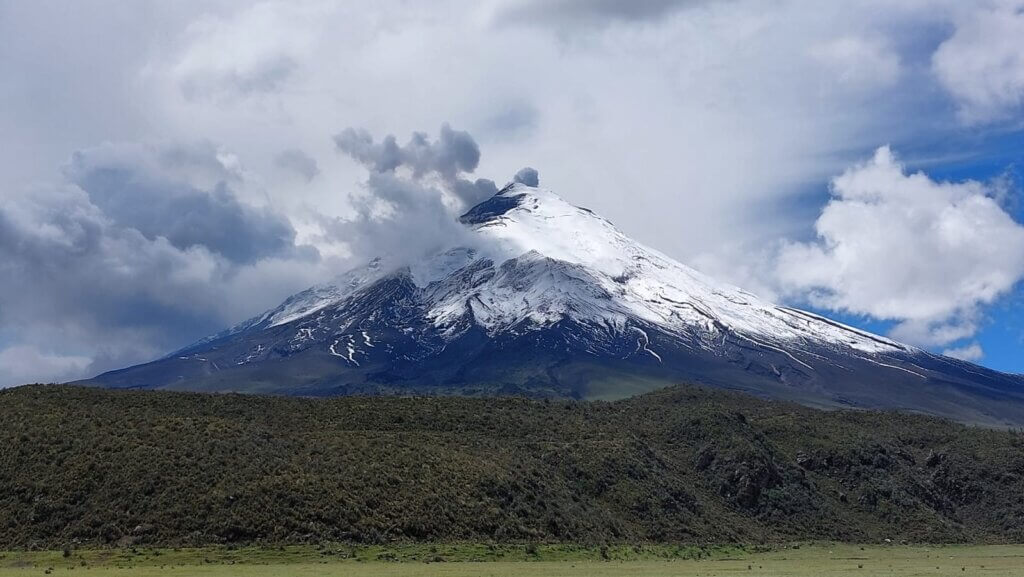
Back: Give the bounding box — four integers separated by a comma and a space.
81, 182, 1024, 426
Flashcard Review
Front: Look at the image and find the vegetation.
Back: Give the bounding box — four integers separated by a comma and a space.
2, 384, 1024, 550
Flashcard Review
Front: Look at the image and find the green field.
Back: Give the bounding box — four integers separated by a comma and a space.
2, 543, 1024, 576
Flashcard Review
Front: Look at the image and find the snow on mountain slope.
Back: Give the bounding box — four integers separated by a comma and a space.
256, 183, 907, 362
472, 184, 908, 355
268, 257, 391, 327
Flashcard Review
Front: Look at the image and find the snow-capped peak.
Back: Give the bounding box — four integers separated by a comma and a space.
252, 182, 906, 358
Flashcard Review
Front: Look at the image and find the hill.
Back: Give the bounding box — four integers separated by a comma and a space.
2, 384, 1024, 549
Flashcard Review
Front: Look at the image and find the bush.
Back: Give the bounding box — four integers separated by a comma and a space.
0, 384, 1022, 548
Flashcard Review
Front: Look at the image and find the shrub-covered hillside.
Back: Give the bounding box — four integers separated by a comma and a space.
2, 384, 1024, 548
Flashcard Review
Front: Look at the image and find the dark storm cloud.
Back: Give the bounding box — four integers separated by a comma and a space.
66, 142, 300, 265
0, 141, 323, 385
0, 183, 227, 376
513, 167, 540, 187
275, 148, 320, 182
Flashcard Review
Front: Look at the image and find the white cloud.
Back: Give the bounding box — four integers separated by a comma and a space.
932, 0, 1024, 125
812, 36, 902, 91
0, 346, 91, 387
776, 146, 1024, 347
942, 342, 985, 362
889, 315, 981, 349
168, 2, 321, 102
123, 0, 960, 265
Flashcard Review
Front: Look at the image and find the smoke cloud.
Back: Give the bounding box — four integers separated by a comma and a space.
513, 167, 540, 187
334, 123, 498, 206
328, 124, 501, 263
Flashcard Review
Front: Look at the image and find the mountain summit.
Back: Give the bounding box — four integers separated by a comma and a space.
83, 182, 1024, 426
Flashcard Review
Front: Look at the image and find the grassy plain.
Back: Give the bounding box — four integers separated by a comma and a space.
2, 543, 1024, 577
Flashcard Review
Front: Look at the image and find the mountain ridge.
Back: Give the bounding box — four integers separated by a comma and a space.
79, 182, 1024, 426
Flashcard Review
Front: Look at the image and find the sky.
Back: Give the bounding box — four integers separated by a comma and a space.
1, 0, 1024, 386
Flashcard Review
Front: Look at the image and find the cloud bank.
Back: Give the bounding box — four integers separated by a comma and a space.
776, 146, 1024, 354
66, 142, 303, 265
0, 142, 331, 386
